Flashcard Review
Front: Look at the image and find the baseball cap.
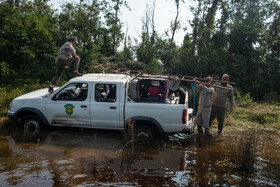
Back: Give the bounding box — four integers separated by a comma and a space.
68, 37, 78, 43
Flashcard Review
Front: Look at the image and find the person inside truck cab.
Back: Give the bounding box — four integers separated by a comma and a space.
139, 82, 149, 99
95, 84, 116, 102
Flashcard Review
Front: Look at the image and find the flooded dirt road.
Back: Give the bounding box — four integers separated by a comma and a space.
0, 122, 279, 186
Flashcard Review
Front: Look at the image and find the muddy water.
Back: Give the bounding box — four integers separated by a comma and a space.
0, 123, 279, 186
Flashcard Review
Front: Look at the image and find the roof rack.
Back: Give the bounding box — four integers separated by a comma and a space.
85, 64, 236, 91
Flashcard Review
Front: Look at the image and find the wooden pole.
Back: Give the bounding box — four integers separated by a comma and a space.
85, 64, 236, 91
181, 75, 235, 85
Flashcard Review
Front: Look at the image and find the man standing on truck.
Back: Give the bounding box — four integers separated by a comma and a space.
209, 74, 234, 135
48, 37, 83, 93
195, 77, 214, 137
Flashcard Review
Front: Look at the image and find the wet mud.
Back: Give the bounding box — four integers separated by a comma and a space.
0, 122, 279, 186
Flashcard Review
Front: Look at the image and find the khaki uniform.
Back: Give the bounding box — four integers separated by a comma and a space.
196, 84, 214, 128
51, 42, 80, 85
55, 41, 77, 62
209, 82, 234, 132
212, 83, 234, 108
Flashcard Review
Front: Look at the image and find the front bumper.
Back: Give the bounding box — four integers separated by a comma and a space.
7, 110, 15, 121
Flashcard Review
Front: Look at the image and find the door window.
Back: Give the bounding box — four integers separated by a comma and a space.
95, 84, 116, 102
55, 83, 88, 101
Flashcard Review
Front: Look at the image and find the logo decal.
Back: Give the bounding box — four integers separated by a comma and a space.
64, 104, 75, 115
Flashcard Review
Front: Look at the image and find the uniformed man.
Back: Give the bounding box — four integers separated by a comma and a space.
209, 74, 234, 134
49, 37, 83, 93
195, 77, 214, 137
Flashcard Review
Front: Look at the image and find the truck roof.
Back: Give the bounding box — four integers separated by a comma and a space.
70, 73, 132, 83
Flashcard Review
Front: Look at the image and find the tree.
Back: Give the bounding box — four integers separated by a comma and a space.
169, 0, 184, 44
57, 0, 104, 70
227, 0, 276, 99
0, 0, 57, 85
158, 0, 184, 74
104, 0, 128, 54
177, 0, 280, 100
135, 2, 157, 63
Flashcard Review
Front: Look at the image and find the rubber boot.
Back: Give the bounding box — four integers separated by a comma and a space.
197, 127, 203, 137
205, 128, 211, 137
218, 123, 223, 134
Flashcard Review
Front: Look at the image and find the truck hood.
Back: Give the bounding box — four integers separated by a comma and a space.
15, 88, 50, 100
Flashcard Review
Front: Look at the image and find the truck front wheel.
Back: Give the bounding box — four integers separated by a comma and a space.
134, 126, 154, 141
21, 115, 42, 137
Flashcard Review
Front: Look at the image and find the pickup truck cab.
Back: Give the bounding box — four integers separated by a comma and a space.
8, 73, 194, 140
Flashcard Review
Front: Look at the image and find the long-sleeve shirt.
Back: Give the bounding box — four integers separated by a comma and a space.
197, 84, 214, 107
55, 41, 76, 62
212, 82, 234, 108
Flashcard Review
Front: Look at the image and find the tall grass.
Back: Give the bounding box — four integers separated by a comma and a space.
0, 81, 49, 117
237, 132, 258, 174
224, 103, 280, 129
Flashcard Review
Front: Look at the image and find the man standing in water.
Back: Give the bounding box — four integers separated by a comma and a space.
209, 74, 234, 134
195, 77, 214, 137
48, 37, 83, 93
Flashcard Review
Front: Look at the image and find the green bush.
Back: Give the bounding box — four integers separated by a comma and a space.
263, 91, 280, 103
236, 91, 253, 107
143, 58, 163, 74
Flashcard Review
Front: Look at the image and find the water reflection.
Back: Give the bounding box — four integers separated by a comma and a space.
0, 122, 279, 186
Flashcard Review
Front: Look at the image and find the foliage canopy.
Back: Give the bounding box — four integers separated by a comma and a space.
0, 0, 279, 101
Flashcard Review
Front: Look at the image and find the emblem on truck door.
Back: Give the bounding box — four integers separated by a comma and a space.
64, 104, 75, 115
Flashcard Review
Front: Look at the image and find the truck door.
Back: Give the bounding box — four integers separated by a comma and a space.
90, 83, 120, 129
45, 83, 91, 127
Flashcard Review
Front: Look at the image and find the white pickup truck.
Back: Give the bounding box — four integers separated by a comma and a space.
8, 73, 194, 140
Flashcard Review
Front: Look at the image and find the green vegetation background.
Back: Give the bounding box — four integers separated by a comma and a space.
0, 0, 279, 113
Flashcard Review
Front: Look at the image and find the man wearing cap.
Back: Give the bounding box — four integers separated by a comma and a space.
194, 77, 214, 137
49, 37, 83, 93
209, 74, 234, 134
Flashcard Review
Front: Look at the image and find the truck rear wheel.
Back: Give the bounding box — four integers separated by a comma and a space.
21, 115, 42, 137
134, 126, 154, 141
